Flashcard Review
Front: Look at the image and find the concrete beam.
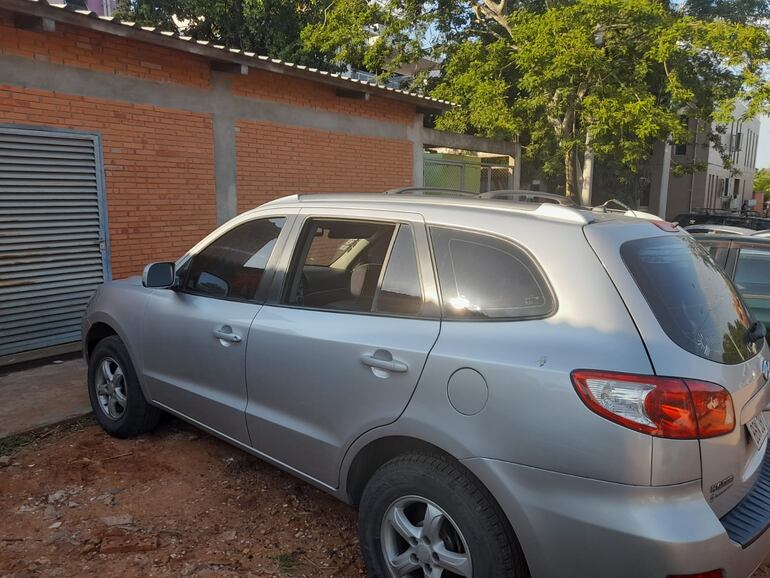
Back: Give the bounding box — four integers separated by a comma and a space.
0, 55, 410, 141
422, 127, 518, 157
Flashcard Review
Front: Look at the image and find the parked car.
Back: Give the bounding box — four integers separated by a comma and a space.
83, 194, 770, 578
674, 208, 770, 231
693, 233, 770, 328
684, 224, 755, 236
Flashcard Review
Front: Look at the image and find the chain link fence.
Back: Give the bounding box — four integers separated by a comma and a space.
424, 153, 513, 193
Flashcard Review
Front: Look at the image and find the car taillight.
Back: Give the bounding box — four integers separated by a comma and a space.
666, 570, 724, 578
571, 370, 734, 439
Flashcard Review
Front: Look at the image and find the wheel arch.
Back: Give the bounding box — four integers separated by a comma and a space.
85, 321, 118, 361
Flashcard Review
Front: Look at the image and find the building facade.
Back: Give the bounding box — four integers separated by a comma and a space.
649, 102, 760, 219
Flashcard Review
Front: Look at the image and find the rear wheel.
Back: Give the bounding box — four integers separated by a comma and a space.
358, 453, 528, 578
88, 335, 161, 438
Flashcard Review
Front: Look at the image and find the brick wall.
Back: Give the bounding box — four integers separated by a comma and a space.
0, 10, 210, 89
232, 70, 415, 123
0, 11, 418, 278
0, 85, 217, 278
235, 120, 413, 212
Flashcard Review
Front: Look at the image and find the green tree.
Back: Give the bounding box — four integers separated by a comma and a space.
755, 168, 770, 201
114, 0, 332, 67
304, 0, 770, 199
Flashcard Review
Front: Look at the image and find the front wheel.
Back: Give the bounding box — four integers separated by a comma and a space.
358, 453, 528, 578
88, 335, 161, 438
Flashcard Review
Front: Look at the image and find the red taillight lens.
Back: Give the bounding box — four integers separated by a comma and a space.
666, 570, 724, 578
571, 370, 734, 439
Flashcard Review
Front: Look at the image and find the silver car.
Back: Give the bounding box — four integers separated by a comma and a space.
82, 194, 770, 578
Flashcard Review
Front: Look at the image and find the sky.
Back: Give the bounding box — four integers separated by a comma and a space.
759, 114, 770, 169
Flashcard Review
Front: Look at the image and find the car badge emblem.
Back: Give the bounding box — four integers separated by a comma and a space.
762, 359, 770, 382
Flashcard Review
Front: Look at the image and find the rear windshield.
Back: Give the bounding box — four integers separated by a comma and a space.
621, 235, 757, 364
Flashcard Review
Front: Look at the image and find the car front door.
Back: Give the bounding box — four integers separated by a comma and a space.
141, 213, 292, 444
731, 241, 770, 327
244, 208, 441, 487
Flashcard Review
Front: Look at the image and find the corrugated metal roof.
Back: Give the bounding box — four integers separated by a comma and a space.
7, 0, 453, 111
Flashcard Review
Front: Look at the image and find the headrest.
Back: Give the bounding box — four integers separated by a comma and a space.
350, 263, 382, 299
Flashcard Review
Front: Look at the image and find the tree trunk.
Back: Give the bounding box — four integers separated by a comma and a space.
564, 148, 576, 199
580, 131, 595, 207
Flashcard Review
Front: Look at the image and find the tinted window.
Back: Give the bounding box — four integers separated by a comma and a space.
185, 217, 285, 301
621, 235, 757, 364
375, 225, 424, 316
285, 219, 395, 312
735, 247, 770, 297
430, 227, 554, 320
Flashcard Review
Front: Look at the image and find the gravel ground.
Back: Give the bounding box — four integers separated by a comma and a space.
0, 417, 364, 577
1, 417, 770, 578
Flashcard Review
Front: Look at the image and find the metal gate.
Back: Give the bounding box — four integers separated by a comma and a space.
0, 127, 109, 359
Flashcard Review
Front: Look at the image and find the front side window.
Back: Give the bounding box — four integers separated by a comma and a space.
734, 246, 770, 298
184, 217, 285, 301
621, 235, 757, 364
430, 227, 555, 320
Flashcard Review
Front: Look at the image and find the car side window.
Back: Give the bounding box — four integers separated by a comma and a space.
430, 227, 555, 320
184, 217, 285, 301
284, 219, 396, 312
735, 246, 770, 297
374, 225, 425, 316
697, 240, 730, 268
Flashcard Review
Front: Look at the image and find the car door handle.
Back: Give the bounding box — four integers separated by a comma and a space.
360, 354, 408, 373
213, 327, 242, 343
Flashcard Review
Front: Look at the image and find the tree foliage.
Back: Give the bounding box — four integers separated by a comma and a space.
756, 167, 770, 196
304, 0, 770, 197
114, 0, 332, 67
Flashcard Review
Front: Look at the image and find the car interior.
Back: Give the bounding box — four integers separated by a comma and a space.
285, 220, 397, 312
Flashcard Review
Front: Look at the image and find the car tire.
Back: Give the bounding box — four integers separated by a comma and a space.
87, 335, 161, 438
358, 452, 529, 578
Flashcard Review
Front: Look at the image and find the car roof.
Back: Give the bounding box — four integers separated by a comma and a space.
256, 193, 645, 227
691, 233, 770, 245
684, 224, 755, 235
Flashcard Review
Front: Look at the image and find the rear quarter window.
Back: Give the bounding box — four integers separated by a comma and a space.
429, 227, 555, 320
621, 235, 757, 364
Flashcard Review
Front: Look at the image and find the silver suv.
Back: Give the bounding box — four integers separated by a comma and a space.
82, 194, 770, 578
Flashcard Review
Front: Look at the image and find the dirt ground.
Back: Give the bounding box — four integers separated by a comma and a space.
2, 417, 770, 578
0, 417, 365, 578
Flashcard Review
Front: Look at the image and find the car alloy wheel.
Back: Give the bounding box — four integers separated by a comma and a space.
94, 357, 128, 420
381, 495, 472, 578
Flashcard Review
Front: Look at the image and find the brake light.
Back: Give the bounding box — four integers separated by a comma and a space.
571, 370, 734, 439
666, 570, 724, 578
652, 220, 678, 232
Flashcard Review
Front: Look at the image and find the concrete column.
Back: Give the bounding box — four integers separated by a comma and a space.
658, 141, 672, 219
409, 114, 424, 187
211, 73, 238, 224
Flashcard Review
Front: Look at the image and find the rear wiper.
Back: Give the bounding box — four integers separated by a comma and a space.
746, 321, 767, 344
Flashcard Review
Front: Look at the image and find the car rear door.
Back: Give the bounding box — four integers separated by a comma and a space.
585, 220, 770, 519
244, 208, 441, 487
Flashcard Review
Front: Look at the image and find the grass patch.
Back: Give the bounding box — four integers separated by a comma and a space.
0, 414, 95, 457
274, 552, 299, 574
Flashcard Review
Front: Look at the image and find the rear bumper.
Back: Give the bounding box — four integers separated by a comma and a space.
462, 457, 770, 578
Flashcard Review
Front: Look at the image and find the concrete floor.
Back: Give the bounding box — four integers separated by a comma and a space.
0, 357, 90, 438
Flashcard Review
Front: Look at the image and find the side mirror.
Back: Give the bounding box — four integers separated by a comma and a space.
142, 262, 176, 288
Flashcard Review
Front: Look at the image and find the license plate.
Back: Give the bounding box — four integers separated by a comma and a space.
747, 412, 769, 451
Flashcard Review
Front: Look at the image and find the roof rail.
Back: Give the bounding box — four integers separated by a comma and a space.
479, 189, 579, 207
385, 186, 477, 198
